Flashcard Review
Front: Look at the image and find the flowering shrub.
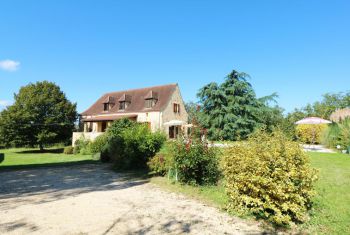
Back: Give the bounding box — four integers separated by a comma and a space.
221, 130, 318, 226
171, 138, 220, 185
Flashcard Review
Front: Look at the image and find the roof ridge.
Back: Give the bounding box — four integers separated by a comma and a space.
104, 83, 177, 96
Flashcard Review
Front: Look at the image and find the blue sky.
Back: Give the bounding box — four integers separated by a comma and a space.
1, 0, 349, 113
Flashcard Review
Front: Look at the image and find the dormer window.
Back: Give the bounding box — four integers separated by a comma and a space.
102, 96, 115, 111
104, 103, 109, 111
118, 94, 131, 111
119, 101, 126, 110
145, 90, 158, 108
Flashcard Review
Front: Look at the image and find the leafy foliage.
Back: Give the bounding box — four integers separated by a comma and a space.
322, 118, 350, 150
296, 124, 328, 144
104, 119, 166, 169
74, 136, 91, 155
197, 69, 283, 141
221, 129, 318, 226
147, 142, 174, 176
0, 81, 77, 150
90, 134, 108, 154
63, 146, 74, 154
171, 138, 220, 185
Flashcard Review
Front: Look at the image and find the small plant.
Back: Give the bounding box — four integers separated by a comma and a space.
63, 146, 74, 154
222, 129, 318, 226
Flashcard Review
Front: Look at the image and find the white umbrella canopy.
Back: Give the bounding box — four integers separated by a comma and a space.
295, 117, 332, 125
163, 120, 186, 126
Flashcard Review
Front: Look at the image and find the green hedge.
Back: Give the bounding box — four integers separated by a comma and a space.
103, 119, 166, 169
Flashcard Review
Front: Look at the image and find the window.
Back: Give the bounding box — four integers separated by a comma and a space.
103, 103, 109, 111
119, 101, 126, 110
145, 99, 157, 108
173, 103, 180, 113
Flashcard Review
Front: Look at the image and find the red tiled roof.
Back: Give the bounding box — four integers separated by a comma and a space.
81, 84, 177, 116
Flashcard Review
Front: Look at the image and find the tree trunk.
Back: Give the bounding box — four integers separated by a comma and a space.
39, 143, 44, 151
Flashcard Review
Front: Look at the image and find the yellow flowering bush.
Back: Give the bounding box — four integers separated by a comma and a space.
221, 130, 318, 226
295, 124, 327, 144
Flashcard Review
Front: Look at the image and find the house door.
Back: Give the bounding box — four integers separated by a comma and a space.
101, 122, 107, 132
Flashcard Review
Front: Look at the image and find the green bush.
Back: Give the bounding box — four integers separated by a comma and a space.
73, 145, 80, 155
221, 129, 318, 226
100, 145, 110, 162
322, 118, 350, 150
171, 138, 220, 185
106, 118, 134, 138
63, 146, 74, 154
74, 136, 91, 155
106, 122, 166, 169
322, 123, 342, 149
90, 134, 108, 154
147, 142, 174, 175
147, 153, 167, 175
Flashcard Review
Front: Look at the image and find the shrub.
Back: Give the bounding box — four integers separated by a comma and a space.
171, 138, 220, 185
221, 129, 318, 226
63, 146, 74, 154
90, 134, 108, 154
73, 145, 80, 155
74, 136, 91, 155
106, 118, 134, 139
147, 153, 167, 175
147, 141, 176, 175
322, 123, 342, 149
100, 145, 110, 162
296, 124, 327, 144
106, 123, 166, 169
322, 118, 350, 150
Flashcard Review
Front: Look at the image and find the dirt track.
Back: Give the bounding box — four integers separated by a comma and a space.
0, 164, 263, 234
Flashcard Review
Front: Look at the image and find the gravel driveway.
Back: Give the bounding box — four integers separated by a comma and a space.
0, 164, 263, 235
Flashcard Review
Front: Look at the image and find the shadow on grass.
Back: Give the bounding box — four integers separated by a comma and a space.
0, 160, 99, 171
15, 148, 64, 154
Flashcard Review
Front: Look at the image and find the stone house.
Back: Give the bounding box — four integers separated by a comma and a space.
72, 84, 188, 145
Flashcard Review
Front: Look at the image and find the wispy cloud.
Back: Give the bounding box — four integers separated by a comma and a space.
0, 100, 11, 107
0, 59, 20, 71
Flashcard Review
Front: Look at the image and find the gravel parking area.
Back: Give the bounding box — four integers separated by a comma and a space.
0, 164, 263, 234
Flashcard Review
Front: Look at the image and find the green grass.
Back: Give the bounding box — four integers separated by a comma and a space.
151, 177, 229, 210
0, 147, 99, 170
303, 152, 350, 234
151, 152, 350, 234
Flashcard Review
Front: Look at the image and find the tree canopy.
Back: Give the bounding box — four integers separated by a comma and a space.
0, 81, 77, 149
197, 69, 283, 141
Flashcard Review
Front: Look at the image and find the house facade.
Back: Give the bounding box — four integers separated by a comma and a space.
72, 84, 188, 145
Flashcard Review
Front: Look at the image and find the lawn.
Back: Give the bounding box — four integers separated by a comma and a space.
151, 152, 350, 234
0, 148, 98, 170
